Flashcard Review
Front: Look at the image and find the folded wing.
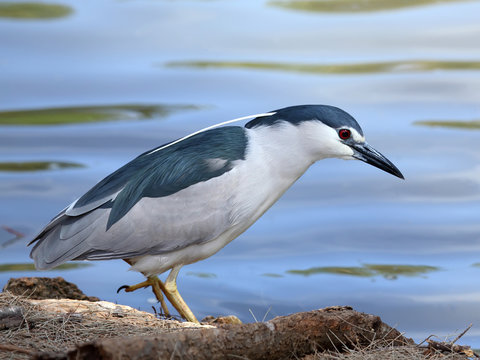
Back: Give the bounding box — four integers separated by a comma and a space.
29, 126, 248, 270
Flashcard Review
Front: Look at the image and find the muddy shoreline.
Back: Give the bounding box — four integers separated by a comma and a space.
0, 277, 475, 359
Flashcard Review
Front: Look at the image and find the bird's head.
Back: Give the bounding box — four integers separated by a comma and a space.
245, 105, 404, 179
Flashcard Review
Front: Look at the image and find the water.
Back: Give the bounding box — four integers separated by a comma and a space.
1, 0, 480, 346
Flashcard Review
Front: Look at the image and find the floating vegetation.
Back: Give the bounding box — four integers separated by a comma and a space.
287, 264, 439, 280
364, 264, 439, 280
0, 2, 72, 19
0, 161, 84, 172
287, 266, 373, 277
166, 60, 480, 75
0, 263, 92, 272
186, 272, 217, 279
262, 273, 284, 278
269, 0, 468, 13
414, 120, 480, 130
0, 104, 200, 126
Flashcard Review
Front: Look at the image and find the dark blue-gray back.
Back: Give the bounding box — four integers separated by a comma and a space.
67, 126, 247, 229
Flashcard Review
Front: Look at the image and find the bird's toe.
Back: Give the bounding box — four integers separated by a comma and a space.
116, 285, 130, 293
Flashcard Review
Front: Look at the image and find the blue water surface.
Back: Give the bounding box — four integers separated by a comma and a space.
1, 0, 480, 347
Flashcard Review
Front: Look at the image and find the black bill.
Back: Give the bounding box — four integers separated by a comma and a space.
351, 142, 404, 179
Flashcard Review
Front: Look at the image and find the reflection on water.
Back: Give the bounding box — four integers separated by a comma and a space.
0, 2, 72, 19
287, 264, 439, 280
0, 104, 200, 126
414, 120, 480, 130
269, 0, 469, 13
166, 60, 480, 75
262, 273, 284, 278
0, 263, 91, 272
186, 272, 217, 279
0, 161, 84, 172
1, 226, 26, 249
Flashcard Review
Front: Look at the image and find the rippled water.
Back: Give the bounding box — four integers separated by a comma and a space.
1, 0, 479, 346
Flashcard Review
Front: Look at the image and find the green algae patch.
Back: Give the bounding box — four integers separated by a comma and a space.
0, 263, 92, 272
262, 273, 284, 278
414, 120, 480, 130
166, 60, 480, 75
364, 264, 438, 280
269, 0, 468, 13
287, 264, 439, 279
0, 161, 84, 172
0, 2, 72, 19
287, 266, 374, 277
186, 272, 217, 279
0, 104, 199, 126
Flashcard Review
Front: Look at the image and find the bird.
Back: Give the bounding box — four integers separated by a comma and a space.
29, 104, 404, 323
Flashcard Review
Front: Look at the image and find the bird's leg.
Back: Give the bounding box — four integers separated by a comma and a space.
117, 275, 170, 317
159, 266, 199, 323
150, 276, 171, 317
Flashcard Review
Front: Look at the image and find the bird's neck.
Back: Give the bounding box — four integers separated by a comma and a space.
246, 124, 316, 181
222, 126, 314, 233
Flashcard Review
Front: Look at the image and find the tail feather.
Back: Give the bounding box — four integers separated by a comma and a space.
29, 208, 110, 270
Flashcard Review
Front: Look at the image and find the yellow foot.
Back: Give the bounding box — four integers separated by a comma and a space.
117, 266, 199, 324
159, 266, 199, 324
117, 275, 170, 316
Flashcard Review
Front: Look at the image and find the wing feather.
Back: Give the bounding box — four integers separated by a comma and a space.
30, 126, 249, 270
31, 171, 240, 269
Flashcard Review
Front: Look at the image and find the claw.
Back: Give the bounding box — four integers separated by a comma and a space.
115, 273, 197, 323
117, 285, 130, 293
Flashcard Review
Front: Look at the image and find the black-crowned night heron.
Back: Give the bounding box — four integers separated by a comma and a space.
29, 105, 403, 323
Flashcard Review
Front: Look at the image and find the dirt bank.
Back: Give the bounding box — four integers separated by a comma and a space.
0, 277, 475, 359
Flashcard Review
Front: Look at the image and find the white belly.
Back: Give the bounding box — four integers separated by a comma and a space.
130, 224, 244, 276
130, 179, 292, 276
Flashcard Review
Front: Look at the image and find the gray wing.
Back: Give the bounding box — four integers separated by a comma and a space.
30, 176, 240, 270
29, 126, 248, 270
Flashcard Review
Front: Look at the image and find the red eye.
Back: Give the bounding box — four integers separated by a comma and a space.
338, 129, 351, 140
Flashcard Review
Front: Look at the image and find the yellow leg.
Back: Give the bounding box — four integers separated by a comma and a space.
117, 275, 170, 317
159, 266, 198, 323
